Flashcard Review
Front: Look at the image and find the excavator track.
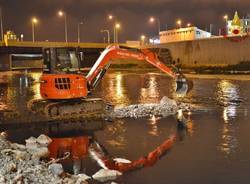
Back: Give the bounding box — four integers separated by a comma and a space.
28, 98, 113, 121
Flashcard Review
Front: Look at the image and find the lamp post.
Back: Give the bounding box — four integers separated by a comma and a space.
0, 7, 3, 41
223, 14, 228, 35
77, 22, 83, 43
149, 17, 161, 33
140, 35, 146, 45
108, 14, 117, 43
58, 10, 68, 42
31, 17, 38, 42
101, 29, 110, 43
115, 23, 121, 43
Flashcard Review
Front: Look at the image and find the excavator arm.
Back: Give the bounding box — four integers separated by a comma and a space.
86, 45, 192, 96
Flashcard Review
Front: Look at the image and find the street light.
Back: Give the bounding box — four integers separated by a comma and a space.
107, 14, 118, 43
101, 29, 110, 44
177, 19, 182, 28
140, 35, 146, 45
149, 16, 161, 33
77, 22, 83, 43
58, 10, 68, 42
223, 14, 228, 21
115, 23, 121, 43
108, 14, 113, 20
31, 17, 38, 42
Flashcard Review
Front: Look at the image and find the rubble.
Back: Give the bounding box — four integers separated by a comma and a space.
92, 169, 122, 182
0, 134, 87, 184
48, 163, 64, 176
112, 96, 179, 118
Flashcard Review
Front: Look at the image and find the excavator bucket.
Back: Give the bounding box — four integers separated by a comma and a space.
176, 75, 193, 96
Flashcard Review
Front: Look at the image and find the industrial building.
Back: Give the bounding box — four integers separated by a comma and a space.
159, 27, 211, 44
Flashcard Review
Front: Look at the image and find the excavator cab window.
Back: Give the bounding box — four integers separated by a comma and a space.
43, 47, 80, 74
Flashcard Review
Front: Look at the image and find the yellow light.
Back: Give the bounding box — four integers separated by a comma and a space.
32, 17, 38, 24
115, 23, 121, 29
187, 23, 191, 27
58, 10, 64, 17
141, 35, 146, 40
223, 14, 228, 20
108, 15, 113, 20
149, 17, 155, 23
177, 19, 182, 25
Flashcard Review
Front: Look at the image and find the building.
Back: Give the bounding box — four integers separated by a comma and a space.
159, 27, 211, 44
226, 11, 250, 35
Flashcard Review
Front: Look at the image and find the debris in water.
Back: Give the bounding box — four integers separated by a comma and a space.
112, 96, 178, 118
92, 169, 122, 182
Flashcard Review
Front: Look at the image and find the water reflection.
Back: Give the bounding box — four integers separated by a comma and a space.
148, 115, 161, 136
105, 120, 127, 149
217, 80, 239, 155
140, 75, 160, 104
104, 72, 131, 106
49, 136, 91, 175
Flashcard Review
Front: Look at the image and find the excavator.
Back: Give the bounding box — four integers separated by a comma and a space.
28, 45, 193, 119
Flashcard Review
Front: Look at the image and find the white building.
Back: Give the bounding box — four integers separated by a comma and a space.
159, 27, 211, 44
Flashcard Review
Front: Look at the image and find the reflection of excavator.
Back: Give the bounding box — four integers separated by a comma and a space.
48, 111, 193, 175
28, 45, 192, 119
48, 134, 176, 175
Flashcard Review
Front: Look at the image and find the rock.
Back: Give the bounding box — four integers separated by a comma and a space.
37, 134, 52, 146
0, 174, 5, 183
76, 174, 91, 184
31, 147, 49, 160
113, 96, 179, 119
11, 143, 26, 151
92, 169, 122, 182
13, 150, 28, 160
13, 174, 24, 183
6, 162, 17, 173
25, 137, 39, 151
48, 163, 64, 177
25, 136, 37, 144
113, 158, 131, 164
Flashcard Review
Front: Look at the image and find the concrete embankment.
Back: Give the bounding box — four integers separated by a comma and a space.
154, 35, 250, 68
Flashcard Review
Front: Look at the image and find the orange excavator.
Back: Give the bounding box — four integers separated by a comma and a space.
28, 45, 192, 119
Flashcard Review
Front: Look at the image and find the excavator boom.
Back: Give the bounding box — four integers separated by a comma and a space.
86, 45, 191, 96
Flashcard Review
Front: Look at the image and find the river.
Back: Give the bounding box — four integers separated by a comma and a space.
0, 70, 250, 184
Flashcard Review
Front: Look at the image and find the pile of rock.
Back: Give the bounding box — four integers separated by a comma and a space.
0, 134, 89, 184
113, 96, 179, 118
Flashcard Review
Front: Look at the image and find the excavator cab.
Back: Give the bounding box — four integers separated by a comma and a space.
43, 47, 81, 74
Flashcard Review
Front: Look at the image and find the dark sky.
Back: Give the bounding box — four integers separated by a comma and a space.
1, 0, 250, 42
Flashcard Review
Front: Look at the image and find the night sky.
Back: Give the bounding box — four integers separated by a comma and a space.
1, 0, 250, 42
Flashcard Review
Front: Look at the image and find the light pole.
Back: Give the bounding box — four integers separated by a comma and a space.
223, 14, 228, 34
140, 35, 146, 45
149, 17, 161, 33
0, 7, 4, 41
115, 23, 121, 43
58, 10, 68, 42
77, 22, 83, 43
31, 17, 38, 42
101, 29, 110, 43
108, 14, 116, 43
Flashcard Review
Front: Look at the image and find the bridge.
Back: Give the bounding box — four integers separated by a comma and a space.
0, 41, 135, 71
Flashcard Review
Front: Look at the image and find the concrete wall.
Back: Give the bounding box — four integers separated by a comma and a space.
154, 35, 250, 67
